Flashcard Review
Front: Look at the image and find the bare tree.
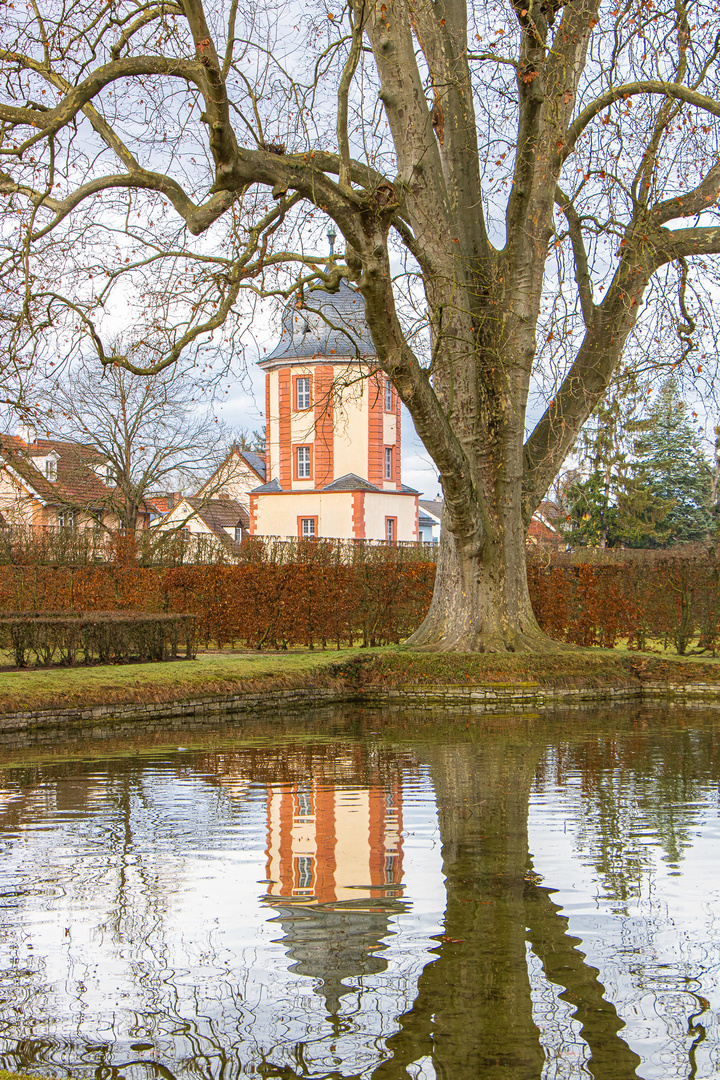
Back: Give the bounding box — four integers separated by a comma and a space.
43, 361, 227, 531
1, 0, 720, 649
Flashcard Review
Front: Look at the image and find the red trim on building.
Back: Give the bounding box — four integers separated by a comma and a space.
352, 490, 365, 538
249, 492, 258, 536
278, 367, 292, 489
313, 365, 334, 489
413, 496, 419, 541
369, 786, 386, 897
395, 388, 402, 489
368, 373, 384, 488
265, 373, 272, 482
314, 785, 337, 904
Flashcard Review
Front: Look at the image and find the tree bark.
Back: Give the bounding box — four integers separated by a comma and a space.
406, 508, 549, 652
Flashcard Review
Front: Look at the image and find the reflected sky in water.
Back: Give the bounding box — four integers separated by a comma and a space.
0, 709, 719, 1079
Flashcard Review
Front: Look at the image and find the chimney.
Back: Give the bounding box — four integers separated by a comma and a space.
16, 422, 37, 446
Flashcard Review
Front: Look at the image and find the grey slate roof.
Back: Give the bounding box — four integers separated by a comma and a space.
322, 473, 379, 492
419, 499, 443, 519
237, 449, 266, 481
252, 478, 284, 493
260, 280, 376, 365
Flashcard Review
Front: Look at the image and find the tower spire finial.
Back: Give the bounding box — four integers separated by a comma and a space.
327, 223, 337, 259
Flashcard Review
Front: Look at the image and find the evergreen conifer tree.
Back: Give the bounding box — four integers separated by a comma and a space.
631, 378, 712, 546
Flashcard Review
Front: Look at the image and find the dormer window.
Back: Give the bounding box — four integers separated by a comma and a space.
32, 451, 59, 481
93, 461, 115, 485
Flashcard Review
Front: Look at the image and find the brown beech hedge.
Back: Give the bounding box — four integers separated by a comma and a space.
1, 542, 719, 653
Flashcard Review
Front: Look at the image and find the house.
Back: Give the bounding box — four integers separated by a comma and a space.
0, 427, 138, 533
249, 280, 419, 542
196, 445, 266, 501
418, 500, 442, 544
415, 494, 559, 549
154, 495, 249, 555
152, 445, 264, 548
526, 507, 561, 549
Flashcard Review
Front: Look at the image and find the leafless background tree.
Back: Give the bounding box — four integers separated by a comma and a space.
41, 360, 229, 530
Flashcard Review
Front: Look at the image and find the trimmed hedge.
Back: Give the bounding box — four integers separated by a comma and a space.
2, 543, 720, 654
0, 611, 196, 667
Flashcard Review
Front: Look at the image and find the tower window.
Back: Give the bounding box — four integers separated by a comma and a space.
296, 376, 311, 410
384, 379, 393, 411
384, 447, 393, 480
296, 445, 311, 478
295, 855, 314, 891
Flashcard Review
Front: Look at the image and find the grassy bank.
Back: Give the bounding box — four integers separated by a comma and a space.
359, 647, 720, 690
0, 648, 366, 714
2, 644, 720, 716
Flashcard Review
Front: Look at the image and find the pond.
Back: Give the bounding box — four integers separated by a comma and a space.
0, 705, 719, 1080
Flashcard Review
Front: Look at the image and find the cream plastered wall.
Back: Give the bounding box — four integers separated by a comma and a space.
0, 471, 37, 526
289, 372, 319, 490
201, 455, 262, 504
363, 492, 417, 542
253, 491, 355, 538
289, 363, 316, 445
382, 411, 397, 447
333, 788, 372, 903
155, 500, 214, 536
265, 789, 284, 898
333, 365, 368, 480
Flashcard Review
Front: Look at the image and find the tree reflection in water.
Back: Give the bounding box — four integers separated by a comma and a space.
0, 708, 718, 1079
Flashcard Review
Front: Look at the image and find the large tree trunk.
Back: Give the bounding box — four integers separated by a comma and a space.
406, 510, 548, 652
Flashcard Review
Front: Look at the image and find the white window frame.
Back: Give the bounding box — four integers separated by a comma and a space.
384, 446, 393, 480
297, 446, 311, 478
45, 459, 57, 481
296, 376, 311, 410
300, 517, 316, 537
384, 379, 393, 411
386, 517, 395, 544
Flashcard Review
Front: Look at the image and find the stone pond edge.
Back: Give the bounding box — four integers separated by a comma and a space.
2, 680, 720, 733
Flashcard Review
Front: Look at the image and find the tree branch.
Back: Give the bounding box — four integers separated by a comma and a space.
554, 186, 595, 326
653, 160, 720, 225
562, 81, 720, 163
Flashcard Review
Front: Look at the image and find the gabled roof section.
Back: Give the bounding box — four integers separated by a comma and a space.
260, 280, 376, 367
238, 449, 266, 481
0, 433, 113, 506
185, 497, 249, 532
322, 473, 379, 492
195, 445, 266, 498
252, 478, 284, 493
419, 499, 443, 520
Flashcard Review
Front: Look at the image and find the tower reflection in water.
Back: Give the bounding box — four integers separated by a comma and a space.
264, 779, 408, 1022
0, 742, 442, 1080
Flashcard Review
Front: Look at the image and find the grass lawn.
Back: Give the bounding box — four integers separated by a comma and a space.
0, 647, 370, 714
2, 641, 720, 716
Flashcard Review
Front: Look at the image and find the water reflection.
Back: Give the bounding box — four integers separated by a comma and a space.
0, 708, 719, 1079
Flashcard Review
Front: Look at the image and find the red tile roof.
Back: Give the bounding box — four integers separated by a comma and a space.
0, 434, 114, 507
